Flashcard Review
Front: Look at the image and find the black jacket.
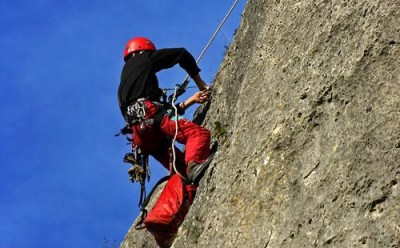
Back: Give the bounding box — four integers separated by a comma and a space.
118, 48, 201, 118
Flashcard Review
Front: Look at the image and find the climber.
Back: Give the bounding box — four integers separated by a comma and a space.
118, 36, 211, 182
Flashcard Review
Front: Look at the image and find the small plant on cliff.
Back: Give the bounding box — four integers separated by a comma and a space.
213, 121, 229, 144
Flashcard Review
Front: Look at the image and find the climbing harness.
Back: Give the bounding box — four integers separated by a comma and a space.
125, 98, 148, 130
117, 1, 237, 230
125, 98, 169, 131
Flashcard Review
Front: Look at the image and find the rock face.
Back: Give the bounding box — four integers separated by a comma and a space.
121, 0, 400, 247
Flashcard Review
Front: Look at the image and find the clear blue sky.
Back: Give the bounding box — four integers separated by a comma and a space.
0, 1, 246, 247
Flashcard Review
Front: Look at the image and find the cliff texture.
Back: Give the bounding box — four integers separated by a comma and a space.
122, 0, 400, 247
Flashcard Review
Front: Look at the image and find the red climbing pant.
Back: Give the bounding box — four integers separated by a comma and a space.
130, 100, 210, 246
130, 100, 211, 175
143, 174, 197, 248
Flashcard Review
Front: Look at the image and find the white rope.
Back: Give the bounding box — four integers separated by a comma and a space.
169, 0, 240, 178
170, 86, 186, 179
196, 0, 240, 64
180, 0, 241, 87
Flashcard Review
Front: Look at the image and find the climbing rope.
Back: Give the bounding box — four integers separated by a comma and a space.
170, 86, 186, 179
174, 0, 241, 97
169, 0, 240, 178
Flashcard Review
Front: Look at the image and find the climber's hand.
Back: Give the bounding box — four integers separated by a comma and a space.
192, 90, 210, 104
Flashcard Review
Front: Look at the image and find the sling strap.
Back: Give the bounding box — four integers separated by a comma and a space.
135, 175, 172, 229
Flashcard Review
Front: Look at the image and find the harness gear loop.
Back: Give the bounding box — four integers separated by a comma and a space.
126, 98, 148, 130
126, 99, 169, 131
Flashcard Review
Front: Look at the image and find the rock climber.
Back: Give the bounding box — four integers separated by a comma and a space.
118, 36, 211, 182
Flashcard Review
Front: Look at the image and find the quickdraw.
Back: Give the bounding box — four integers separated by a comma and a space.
123, 149, 150, 207
126, 98, 148, 130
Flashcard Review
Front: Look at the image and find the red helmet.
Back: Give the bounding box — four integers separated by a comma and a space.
123, 37, 156, 61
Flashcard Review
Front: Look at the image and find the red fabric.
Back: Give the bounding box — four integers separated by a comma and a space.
131, 101, 209, 246
159, 114, 210, 164
131, 100, 210, 174
144, 174, 197, 247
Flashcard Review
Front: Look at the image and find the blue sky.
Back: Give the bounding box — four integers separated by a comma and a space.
0, 0, 246, 247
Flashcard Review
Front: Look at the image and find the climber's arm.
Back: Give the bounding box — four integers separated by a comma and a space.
179, 90, 210, 111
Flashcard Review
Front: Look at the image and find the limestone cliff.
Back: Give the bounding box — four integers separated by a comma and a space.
121, 0, 400, 247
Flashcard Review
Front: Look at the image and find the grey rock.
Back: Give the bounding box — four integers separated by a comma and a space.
120, 181, 165, 248
122, 0, 400, 247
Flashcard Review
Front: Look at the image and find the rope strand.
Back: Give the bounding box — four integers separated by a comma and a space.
169, 0, 240, 178
179, 0, 241, 89
170, 86, 186, 179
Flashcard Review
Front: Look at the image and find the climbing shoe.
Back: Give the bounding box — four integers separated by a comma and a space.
186, 152, 216, 185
